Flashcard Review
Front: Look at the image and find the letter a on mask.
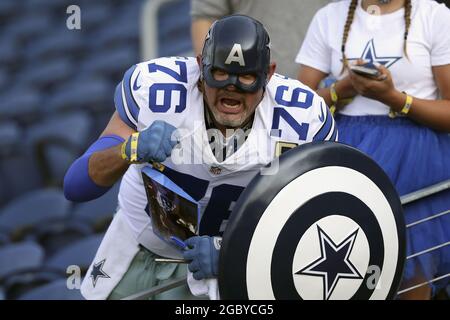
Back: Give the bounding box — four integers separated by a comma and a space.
225, 44, 246, 66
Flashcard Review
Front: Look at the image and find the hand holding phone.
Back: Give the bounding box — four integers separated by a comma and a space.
349, 62, 381, 78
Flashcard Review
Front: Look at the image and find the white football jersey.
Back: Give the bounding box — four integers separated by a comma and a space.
114, 56, 337, 258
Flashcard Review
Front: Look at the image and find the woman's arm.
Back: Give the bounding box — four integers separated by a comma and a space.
384, 64, 450, 132
349, 64, 450, 132
298, 64, 357, 107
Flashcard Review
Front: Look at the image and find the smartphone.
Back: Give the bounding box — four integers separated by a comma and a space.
349, 63, 380, 78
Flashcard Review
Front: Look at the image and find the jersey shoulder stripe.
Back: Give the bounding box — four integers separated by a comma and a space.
313, 101, 337, 142
114, 82, 137, 130
122, 65, 140, 121
114, 64, 141, 130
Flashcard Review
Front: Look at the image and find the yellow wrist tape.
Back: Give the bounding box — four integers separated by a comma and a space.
130, 132, 139, 162
121, 132, 140, 163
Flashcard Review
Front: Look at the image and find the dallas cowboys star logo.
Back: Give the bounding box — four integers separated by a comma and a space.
295, 226, 363, 300
90, 259, 110, 287
347, 39, 401, 68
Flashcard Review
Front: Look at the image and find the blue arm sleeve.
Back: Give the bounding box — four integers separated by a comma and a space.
63, 134, 125, 202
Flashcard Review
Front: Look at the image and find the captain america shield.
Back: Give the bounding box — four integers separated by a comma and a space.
219, 141, 406, 300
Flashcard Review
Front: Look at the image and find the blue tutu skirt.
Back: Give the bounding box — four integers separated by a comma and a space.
335, 115, 450, 293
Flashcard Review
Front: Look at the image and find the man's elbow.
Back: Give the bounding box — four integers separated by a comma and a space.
63, 157, 110, 202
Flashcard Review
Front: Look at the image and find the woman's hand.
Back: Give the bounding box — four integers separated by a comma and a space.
348, 62, 398, 105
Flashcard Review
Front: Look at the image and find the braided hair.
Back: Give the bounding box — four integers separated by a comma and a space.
340, 0, 412, 74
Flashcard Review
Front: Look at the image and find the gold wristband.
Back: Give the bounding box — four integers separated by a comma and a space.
400, 93, 413, 115
389, 92, 413, 118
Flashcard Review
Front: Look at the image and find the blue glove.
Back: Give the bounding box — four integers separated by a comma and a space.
183, 236, 222, 280
121, 120, 178, 163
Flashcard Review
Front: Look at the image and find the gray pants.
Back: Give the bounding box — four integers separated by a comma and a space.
108, 246, 195, 300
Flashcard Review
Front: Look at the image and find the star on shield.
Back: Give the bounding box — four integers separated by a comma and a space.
347, 39, 401, 69
90, 259, 110, 288
295, 226, 363, 300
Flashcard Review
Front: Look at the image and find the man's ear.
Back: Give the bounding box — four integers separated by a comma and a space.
196, 55, 204, 92
266, 62, 277, 82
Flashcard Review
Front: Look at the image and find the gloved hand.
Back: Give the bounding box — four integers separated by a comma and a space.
183, 236, 222, 280
121, 120, 178, 163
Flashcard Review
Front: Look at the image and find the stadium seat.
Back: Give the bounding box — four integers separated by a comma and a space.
45, 77, 113, 115
27, 112, 93, 151
0, 241, 66, 299
80, 46, 138, 81
71, 182, 120, 232
0, 242, 44, 280
0, 68, 7, 88
25, 30, 85, 62
78, 2, 113, 31
90, 17, 139, 50
0, 229, 10, 246
18, 279, 84, 300
30, 218, 94, 257
157, 0, 192, 57
0, 88, 42, 125
4, 13, 53, 45
17, 58, 73, 91
24, 0, 74, 12
0, 0, 19, 19
0, 152, 44, 205
44, 234, 104, 274
0, 188, 71, 241
0, 121, 22, 204
0, 40, 19, 67
0, 121, 21, 158
26, 111, 94, 184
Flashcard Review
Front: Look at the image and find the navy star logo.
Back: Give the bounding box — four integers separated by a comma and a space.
347, 39, 401, 68
295, 226, 363, 300
90, 259, 110, 287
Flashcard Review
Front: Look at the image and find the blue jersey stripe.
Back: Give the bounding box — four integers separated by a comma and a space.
313, 106, 333, 141
329, 123, 338, 141
114, 82, 137, 130
123, 65, 140, 121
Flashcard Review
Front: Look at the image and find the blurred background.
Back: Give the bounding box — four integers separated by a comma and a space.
0, 0, 192, 300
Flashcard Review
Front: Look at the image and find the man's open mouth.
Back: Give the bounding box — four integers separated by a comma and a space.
217, 97, 243, 114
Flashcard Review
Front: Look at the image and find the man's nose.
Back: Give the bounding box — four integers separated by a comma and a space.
225, 84, 238, 91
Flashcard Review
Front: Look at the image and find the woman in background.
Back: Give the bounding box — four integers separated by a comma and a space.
296, 0, 450, 299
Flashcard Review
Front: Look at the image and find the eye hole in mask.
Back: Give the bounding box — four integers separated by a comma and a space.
212, 69, 257, 86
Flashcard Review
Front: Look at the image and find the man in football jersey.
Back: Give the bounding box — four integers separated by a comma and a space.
64, 15, 337, 299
